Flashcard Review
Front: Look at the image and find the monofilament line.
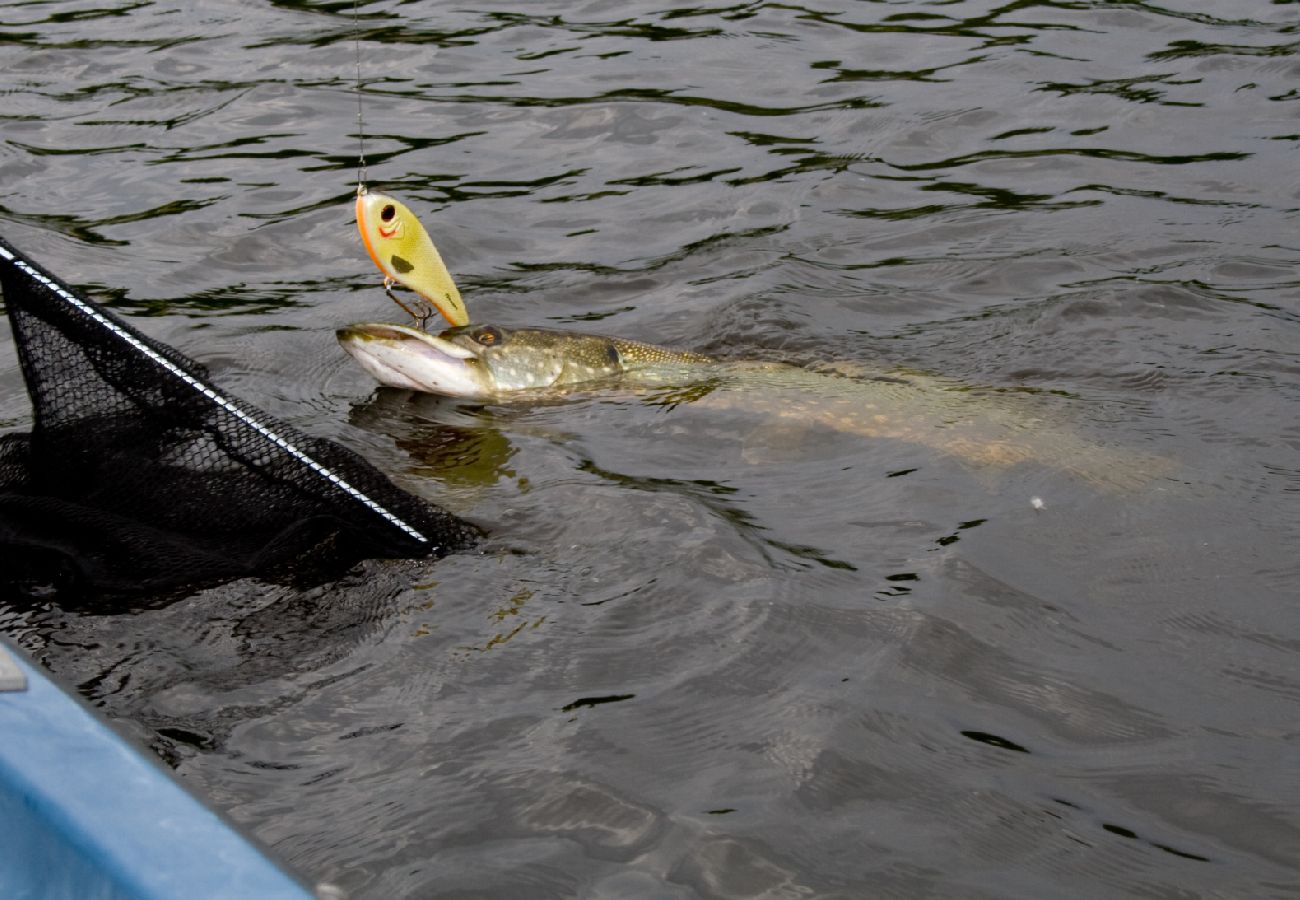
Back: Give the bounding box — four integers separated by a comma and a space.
353, 0, 368, 194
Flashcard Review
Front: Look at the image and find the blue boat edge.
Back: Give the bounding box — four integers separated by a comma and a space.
0, 637, 335, 900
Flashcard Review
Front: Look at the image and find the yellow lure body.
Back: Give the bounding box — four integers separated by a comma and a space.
355, 191, 469, 327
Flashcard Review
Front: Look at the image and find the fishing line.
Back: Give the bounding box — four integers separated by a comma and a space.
346, 3, 460, 330
351, 0, 366, 193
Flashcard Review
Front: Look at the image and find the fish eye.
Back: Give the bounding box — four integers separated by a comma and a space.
380, 204, 396, 223
474, 326, 502, 346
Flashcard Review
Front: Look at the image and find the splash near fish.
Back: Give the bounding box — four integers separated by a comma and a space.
355, 189, 469, 328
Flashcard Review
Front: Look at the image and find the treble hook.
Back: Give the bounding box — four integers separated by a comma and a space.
383, 278, 437, 331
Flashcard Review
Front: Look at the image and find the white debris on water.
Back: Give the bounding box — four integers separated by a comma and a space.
1030, 496, 1045, 510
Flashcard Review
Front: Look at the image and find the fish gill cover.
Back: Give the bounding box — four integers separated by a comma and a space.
0, 236, 477, 605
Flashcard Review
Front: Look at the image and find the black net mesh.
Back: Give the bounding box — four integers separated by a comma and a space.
0, 236, 477, 604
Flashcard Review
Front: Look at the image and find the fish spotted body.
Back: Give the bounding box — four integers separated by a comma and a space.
355, 191, 469, 327
337, 322, 710, 396
336, 322, 1170, 488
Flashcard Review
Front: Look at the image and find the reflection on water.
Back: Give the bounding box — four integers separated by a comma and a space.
2, 0, 1299, 897
349, 389, 519, 488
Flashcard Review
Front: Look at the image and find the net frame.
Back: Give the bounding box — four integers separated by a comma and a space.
0, 235, 476, 603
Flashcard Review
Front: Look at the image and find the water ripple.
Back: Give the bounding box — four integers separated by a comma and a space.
3, 1, 1300, 897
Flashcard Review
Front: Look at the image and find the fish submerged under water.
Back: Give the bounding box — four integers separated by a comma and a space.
337, 322, 1173, 490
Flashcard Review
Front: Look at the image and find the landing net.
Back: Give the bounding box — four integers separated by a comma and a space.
0, 236, 476, 604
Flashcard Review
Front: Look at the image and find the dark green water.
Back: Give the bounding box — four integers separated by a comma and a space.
2, 1, 1299, 897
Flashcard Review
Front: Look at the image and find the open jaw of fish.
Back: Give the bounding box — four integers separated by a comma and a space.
337, 321, 1176, 491
336, 323, 486, 395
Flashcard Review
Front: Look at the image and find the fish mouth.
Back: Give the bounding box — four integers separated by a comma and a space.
336, 323, 486, 397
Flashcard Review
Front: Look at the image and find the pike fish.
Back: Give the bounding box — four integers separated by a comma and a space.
336, 322, 1171, 489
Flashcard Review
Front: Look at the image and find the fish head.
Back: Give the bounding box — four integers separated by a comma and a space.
336, 323, 631, 399
355, 191, 469, 327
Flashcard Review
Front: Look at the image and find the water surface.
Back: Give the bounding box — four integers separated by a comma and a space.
2, 1, 1298, 897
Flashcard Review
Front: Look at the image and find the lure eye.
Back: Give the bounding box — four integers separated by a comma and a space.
380, 204, 396, 223
474, 326, 502, 346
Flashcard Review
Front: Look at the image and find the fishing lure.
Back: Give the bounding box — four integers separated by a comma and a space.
355, 188, 469, 328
